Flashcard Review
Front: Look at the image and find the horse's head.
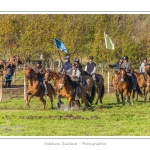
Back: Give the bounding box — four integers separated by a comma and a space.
113, 70, 119, 81
25, 67, 34, 81
119, 68, 126, 82
145, 64, 150, 75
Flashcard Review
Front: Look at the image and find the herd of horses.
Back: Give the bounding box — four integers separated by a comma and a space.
112, 64, 150, 106
1, 57, 150, 111
24, 64, 150, 110
25, 68, 105, 110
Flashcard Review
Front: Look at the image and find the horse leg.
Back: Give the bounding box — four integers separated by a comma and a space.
116, 89, 120, 104
144, 91, 148, 103
122, 93, 125, 106
57, 95, 64, 108
132, 89, 135, 103
26, 93, 33, 106
127, 90, 133, 105
47, 93, 54, 110
135, 91, 138, 101
38, 96, 46, 110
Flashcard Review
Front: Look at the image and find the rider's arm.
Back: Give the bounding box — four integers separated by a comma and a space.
40, 67, 46, 75
109, 62, 117, 68
85, 65, 87, 71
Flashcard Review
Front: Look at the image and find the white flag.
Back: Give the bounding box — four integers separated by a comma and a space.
104, 32, 114, 50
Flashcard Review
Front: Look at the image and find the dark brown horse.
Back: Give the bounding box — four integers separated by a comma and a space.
82, 71, 104, 105
95, 73, 105, 105
46, 70, 90, 110
25, 67, 56, 109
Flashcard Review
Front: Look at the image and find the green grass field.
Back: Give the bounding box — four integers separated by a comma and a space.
0, 93, 150, 136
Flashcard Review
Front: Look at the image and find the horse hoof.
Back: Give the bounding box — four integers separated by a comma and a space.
26, 103, 29, 106
57, 103, 61, 108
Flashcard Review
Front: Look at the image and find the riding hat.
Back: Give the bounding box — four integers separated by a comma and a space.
88, 56, 93, 59
123, 56, 128, 60
143, 57, 147, 60
64, 56, 70, 60
74, 58, 80, 62
118, 56, 123, 60
36, 60, 42, 64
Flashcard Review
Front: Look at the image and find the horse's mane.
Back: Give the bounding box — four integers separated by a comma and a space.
65, 74, 75, 88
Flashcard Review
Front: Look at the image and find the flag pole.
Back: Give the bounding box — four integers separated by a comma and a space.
57, 49, 63, 68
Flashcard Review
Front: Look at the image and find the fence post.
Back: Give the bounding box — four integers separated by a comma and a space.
107, 70, 110, 94
24, 76, 27, 101
0, 80, 2, 102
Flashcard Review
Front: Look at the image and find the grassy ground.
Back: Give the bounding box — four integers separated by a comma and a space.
0, 93, 150, 136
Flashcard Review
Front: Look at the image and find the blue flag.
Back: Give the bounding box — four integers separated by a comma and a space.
54, 38, 68, 53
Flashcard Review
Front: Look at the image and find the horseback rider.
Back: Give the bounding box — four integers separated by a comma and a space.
67, 62, 81, 100
5, 59, 16, 88
85, 56, 97, 88
109, 56, 123, 70
140, 57, 148, 80
121, 56, 136, 90
74, 57, 83, 86
34, 60, 48, 95
60, 56, 71, 73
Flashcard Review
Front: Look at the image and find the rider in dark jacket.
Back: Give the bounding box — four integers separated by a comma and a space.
60, 56, 71, 72
34, 60, 48, 95
109, 56, 123, 70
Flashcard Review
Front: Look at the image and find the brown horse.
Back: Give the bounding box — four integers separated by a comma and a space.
46, 70, 90, 109
143, 64, 150, 102
133, 71, 146, 102
9, 55, 24, 65
25, 67, 56, 110
112, 69, 143, 105
112, 70, 121, 103
95, 73, 105, 105
82, 71, 104, 105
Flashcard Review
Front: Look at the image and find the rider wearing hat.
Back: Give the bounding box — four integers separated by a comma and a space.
67, 62, 81, 100
74, 58, 82, 73
109, 56, 123, 70
121, 56, 136, 89
140, 57, 148, 80
34, 60, 48, 95
60, 56, 71, 73
74, 57, 83, 86
85, 56, 97, 88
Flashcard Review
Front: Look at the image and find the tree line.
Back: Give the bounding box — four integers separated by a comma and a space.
0, 14, 150, 69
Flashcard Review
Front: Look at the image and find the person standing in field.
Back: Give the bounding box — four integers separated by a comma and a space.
5, 59, 16, 88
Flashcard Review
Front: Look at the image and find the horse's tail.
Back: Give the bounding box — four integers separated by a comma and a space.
136, 82, 143, 97
91, 83, 96, 103
101, 84, 105, 99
